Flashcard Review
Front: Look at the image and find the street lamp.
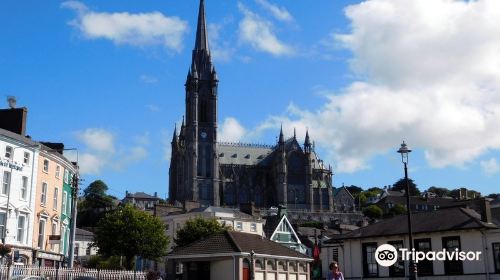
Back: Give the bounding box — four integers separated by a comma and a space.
397, 141, 417, 280
2, 143, 40, 245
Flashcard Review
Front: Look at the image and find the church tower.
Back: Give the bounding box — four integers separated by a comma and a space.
176, 0, 219, 206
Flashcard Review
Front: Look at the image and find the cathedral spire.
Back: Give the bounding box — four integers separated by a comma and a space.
304, 129, 311, 145
195, 0, 209, 54
279, 124, 284, 144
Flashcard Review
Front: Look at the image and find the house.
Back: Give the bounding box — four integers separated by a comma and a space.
166, 230, 312, 280
123, 191, 160, 211
263, 206, 308, 255
321, 199, 500, 279
159, 205, 264, 252
333, 186, 356, 212
374, 194, 456, 214
73, 228, 98, 266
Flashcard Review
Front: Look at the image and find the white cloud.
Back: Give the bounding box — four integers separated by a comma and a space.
481, 158, 500, 176
254, 0, 500, 173
238, 3, 293, 56
208, 23, 236, 62
219, 117, 247, 142
76, 128, 115, 154
255, 0, 293, 22
146, 104, 161, 112
62, 1, 188, 52
73, 128, 149, 175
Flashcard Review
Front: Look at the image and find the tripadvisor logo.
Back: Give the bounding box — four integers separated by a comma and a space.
375, 244, 482, 267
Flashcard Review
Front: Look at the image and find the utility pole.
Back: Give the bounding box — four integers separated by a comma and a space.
68, 164, 79, 268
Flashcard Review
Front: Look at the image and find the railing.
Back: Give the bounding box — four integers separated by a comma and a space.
0, 265, 148, 280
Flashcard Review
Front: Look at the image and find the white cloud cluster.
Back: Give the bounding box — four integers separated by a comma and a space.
238, 3, 293, 56
62, 1, 188, 52
71, 128, 149, 175
255, 0, 500, 173
481, 158, 500, 176
255, 0, 293, 22
219, 117, 247, 142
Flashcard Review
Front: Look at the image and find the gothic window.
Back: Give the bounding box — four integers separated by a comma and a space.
224, 185, 235, 205
199, 99, 209, 123
200, 184, 211, 200
239, 188, 249, 203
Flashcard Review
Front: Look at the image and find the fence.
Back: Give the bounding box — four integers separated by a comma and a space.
0, 265, 148, 280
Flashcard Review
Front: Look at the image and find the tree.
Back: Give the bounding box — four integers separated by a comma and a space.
392, 178, 421, 196
427, 186, 450, 197
174, 217, 231, 248
78, 180, 116, 228
363, 205, 383, 219
386, 203, 407, 217
346, 185, 363, 196
94, 204, 169, 270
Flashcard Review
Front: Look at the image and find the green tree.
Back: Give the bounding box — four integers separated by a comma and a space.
175, 217, 231, 248
94, 204, 169, 270
363, 205, 383, 219
77, 180, 116, 228
392, 178, 421, 196
346, 185, 363, 196
427, 186, 450, 197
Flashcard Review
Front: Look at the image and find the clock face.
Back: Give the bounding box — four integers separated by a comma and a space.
201, 131, 207, 138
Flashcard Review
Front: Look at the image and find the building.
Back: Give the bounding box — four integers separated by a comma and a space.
74, 228, 98, 266
166, 230, 312, 280
159, 205, 264, 252
168, 0, 334, 212
321, 199, 500, 279
263, 207, 308, 255
123, 191, 161, 211
0, 126, 39, 264
333, 186, 356, 212
33, 144, 76, 266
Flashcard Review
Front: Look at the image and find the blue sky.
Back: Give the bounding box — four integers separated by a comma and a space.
1, 0, 500, 198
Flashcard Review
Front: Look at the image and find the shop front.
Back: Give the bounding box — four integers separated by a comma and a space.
34, 250, 65, 267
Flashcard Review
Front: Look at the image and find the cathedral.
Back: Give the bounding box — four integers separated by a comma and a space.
169, 0, 334, 212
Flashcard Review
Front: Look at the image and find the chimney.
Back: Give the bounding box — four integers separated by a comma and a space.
480, 198, 492, 224
278, 204, 287, 218
0, 99, 28, 136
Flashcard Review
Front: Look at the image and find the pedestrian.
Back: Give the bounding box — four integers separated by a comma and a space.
327, 261, 344, 280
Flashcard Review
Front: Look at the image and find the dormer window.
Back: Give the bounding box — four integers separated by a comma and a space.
5, 146, 12, 159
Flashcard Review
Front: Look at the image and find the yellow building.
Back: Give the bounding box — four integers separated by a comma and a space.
33, 144, 76, 267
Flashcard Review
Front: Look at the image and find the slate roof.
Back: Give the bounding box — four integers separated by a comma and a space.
169, 231, 311, 260
376, 195, 456, 208
188, 206, 256, 220
217, 142, 274, 166
126, 192, 158, 200
75, 228, 94, 242
327, 207, 498, 242
263, 215, 282, 238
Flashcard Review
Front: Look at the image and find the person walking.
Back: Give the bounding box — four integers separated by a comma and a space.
327, 261, 344, 280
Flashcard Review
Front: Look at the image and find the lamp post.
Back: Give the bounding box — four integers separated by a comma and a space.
397, 141, 417, 280
2, 143, 40, 245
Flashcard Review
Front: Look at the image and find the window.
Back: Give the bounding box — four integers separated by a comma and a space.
414, 238, 433, 276
53, 188, 58, 210
55, 166, 60, 178
443, 236, 463, 275
43, 159, 49, 173
62, 191, 67, 214
0, 213, 5, 240
255, 260, 263, 270
51, 223, 57, 250
86, 245, 92, 256
41, 183, 47, 205
64, 170, 69, 184
38, 220, 46, 248
17, 216, 26, 243
23, 152, 30, 165
493, 243, 500, 273
362, 243, 378, 277
236, 221, 243, 231
20, 176, 28, 200
388, 240, 405, 277
60, 225, 66, 254
2, 171, 10, 195
5, 146, 12, 159
250, 223, 257, 232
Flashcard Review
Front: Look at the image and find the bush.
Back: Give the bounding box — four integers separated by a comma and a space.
363, 205, 383, 219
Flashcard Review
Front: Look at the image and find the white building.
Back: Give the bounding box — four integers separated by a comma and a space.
0, 127, 40, 262
159, 206, 264, 252
74, 228, 98, 266
321, 199, 500, 279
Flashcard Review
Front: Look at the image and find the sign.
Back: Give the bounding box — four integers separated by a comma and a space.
36, 251, 64, 261
48, 235, 61, 244
0, 160, 23, 171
